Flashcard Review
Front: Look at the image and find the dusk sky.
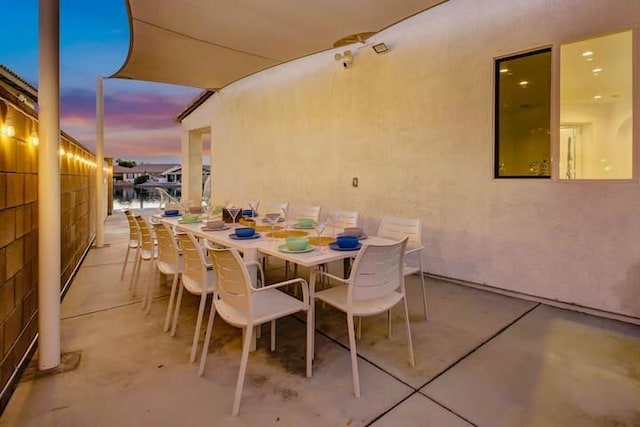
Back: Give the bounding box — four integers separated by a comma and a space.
2, 0, 205, 164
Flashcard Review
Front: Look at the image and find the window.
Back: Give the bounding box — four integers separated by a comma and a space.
560, 30, 633, 180
495, 48, 552, 178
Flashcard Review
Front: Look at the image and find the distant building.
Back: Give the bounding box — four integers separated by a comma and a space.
113, 163, 210, 185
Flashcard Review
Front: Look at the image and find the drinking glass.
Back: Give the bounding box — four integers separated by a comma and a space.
248, 200, 260, 220
314, 220, 327, 250
283, 205, 294, 229
227, 206, 241, 226
329, 213, 340, 237
266, 213, 281, 241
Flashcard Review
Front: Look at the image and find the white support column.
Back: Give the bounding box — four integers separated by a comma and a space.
95, 77, 105, 247
180, 130, 203, 205
38, 0, 61, 370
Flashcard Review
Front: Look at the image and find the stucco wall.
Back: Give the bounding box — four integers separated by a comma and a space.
183, 0, 639, 318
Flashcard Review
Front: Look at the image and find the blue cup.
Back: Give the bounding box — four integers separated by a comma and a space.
234, 227, 255, 238
336, 235, 359, 248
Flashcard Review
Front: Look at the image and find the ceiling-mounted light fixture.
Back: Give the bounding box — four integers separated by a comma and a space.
334, 50, 353, 69
372, 43, 389, 54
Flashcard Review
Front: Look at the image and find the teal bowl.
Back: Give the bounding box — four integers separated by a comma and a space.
286, 237, 309, 251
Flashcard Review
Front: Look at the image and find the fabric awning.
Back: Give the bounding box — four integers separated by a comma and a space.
111, 0, 448, 89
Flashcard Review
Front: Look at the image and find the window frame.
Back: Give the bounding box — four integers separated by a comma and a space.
494, 47, 553, 180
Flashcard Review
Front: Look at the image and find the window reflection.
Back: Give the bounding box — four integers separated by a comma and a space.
495, 48, 552, 178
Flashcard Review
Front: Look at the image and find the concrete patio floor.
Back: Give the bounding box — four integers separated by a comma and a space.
1, 212, 639, 426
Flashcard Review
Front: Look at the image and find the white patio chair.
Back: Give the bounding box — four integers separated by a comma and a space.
199, 247, 312, 416
293, 205, 321, 222
314, 238, 415, 397
130, 215, 157, 300
120, 210, 139, 281
377, 216, 429, 320
152, 222, 183, 329
173, 232, 216, 363
329, 209, 360, 229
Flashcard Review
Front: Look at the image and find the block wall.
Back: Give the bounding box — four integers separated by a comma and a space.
0, 90, 96, 409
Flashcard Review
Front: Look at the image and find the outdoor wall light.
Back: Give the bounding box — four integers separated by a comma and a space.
372, 43, 389, 54
1, 117, 15, 137
29, 119, 39, 145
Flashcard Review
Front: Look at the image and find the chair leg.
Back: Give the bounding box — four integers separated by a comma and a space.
145, 261, 157, 314
402, 297, 416, 367
170, 285, 184, 337
131, 256, 142, 297
198, 300, 217, 376
419, 258, 429, 320
346, 314, 361, 397
129, 247, 141, 292
190, 293, 208, 362
120, 245, 131, 281
306, 308, 312, 378
164, 273, 179, 332
270, 320, 276, 352
387, 310, 392, 338
232, 325, 254, 416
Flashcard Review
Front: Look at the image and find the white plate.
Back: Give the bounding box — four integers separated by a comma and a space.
200, 225, 230, 231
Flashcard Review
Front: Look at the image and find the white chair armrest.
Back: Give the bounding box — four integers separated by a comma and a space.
405, 245, 424, 255
244, 260, 266, 288
254, 278, 309, 305
316, 270, 349, 285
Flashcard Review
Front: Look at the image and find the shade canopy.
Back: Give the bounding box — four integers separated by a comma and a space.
111, 0, 448, 89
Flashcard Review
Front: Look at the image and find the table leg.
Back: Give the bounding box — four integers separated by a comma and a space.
309, 268, 317, 359
243, 248, 259, 352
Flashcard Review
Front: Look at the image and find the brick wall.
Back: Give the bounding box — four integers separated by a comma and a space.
0, 90, 97, 409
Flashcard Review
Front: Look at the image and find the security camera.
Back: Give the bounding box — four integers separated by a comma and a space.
334, 50, 353, 69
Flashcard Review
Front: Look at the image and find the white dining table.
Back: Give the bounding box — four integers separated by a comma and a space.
156, 214, 395, 356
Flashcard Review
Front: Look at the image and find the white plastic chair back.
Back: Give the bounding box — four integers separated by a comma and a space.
293, 205, 321, 222
330, 209, 359, 229
124, 210, 139, 246
377, 216, 422, 246
134, 215, 155, 257
153, 222, 180, 273
177, 232, 208, 294
349, 238, 407, 302
208, 248, 252, 313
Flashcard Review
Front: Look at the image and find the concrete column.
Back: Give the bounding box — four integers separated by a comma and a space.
180, 130, 203, 205
95, 77, 105, 247
37, 0, 61, 370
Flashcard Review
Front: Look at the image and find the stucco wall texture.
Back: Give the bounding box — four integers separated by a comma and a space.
183, 0, 640, 318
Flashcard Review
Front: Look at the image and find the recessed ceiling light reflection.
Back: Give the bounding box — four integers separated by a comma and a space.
500, 68, 510, 73
582, 50, 594, 57
519, 80, 529, 87
594, 95, 602, 100
592, 67, 603, 73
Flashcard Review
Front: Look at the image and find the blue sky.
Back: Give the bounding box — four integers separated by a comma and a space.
2, 0, 203, 164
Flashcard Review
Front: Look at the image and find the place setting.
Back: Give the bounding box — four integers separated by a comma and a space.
328, 234, 362, 251
161, 208, 182, 218
278, 236, 315, 254
200, 220, 230, 232
178, 213, 202, 224
229, 226, 262, 240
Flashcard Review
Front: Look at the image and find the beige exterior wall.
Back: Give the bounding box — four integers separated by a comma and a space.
0, 88, 97, 407
182, 0, 639, 318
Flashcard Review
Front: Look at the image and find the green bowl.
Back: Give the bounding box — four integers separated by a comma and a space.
286, 237, 309, 251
